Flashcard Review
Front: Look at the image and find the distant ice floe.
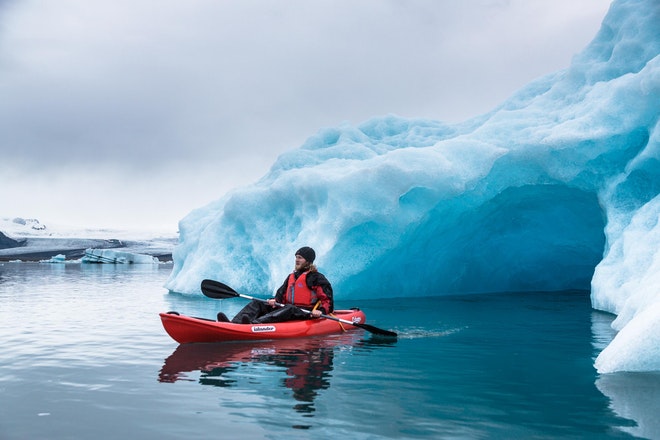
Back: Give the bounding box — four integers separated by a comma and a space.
0, 216, 177, 263
81, 249, 159, 264
38, 249, 159, 264
40, 254, 68, 263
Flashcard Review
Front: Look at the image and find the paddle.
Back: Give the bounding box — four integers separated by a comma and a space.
201, 279, 397, 337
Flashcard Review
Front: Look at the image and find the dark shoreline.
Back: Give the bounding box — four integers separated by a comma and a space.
0, 250, 173, 262
0, 237, 175, 262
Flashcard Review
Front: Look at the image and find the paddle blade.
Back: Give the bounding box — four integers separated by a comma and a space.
201, 279, 239, 299
356, 323, 398, 338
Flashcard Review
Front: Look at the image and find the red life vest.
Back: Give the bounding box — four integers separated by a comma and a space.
284, 272, 317, 307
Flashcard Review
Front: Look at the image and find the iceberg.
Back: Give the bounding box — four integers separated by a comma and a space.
166, 0, 660, 373
40, 254, 67, 264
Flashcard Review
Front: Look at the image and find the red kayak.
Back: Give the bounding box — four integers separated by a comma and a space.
160, 309, 367, 343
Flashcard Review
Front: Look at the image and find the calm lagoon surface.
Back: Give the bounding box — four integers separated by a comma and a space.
1, 263, 658, 440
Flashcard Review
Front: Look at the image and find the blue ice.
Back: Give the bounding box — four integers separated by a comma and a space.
166, 0, 660, 374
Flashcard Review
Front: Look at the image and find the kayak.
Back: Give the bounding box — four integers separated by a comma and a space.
159, 309, 367, 343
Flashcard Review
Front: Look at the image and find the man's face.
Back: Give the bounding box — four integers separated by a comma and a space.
294, 254, 307, 270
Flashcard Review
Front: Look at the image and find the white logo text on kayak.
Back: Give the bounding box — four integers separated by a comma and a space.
251, 325, 276, 333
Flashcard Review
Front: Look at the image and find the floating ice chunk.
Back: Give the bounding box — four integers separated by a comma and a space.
82, 248, 158, 264
595, 302, 660, 373
40, 254, 67, 263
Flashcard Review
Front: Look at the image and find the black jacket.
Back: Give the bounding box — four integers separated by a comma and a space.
275, 270, 334, 313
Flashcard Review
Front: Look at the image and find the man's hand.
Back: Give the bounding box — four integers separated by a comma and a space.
311, 309, 322, 318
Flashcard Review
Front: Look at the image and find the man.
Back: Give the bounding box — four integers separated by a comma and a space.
219, 246, 334, 324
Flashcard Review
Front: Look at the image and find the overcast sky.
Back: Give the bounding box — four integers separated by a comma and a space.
0, 0, 612, 232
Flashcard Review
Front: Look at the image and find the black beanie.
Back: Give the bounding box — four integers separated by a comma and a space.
295, 246, 316, 263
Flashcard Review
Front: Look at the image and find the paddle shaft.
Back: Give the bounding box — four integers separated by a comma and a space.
200, 279, 397, 337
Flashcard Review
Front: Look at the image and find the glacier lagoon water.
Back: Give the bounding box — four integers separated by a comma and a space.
1, 263, 658, 440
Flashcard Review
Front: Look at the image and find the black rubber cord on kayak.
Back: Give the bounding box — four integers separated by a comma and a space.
201, 279, 397, 338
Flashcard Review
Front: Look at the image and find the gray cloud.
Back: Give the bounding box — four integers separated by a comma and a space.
0, 0, 612, 229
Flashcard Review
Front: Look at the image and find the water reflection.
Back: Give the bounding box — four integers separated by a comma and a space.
591, 310, 660, 439
158, 332, 389, 415
595, 372, 660, 439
